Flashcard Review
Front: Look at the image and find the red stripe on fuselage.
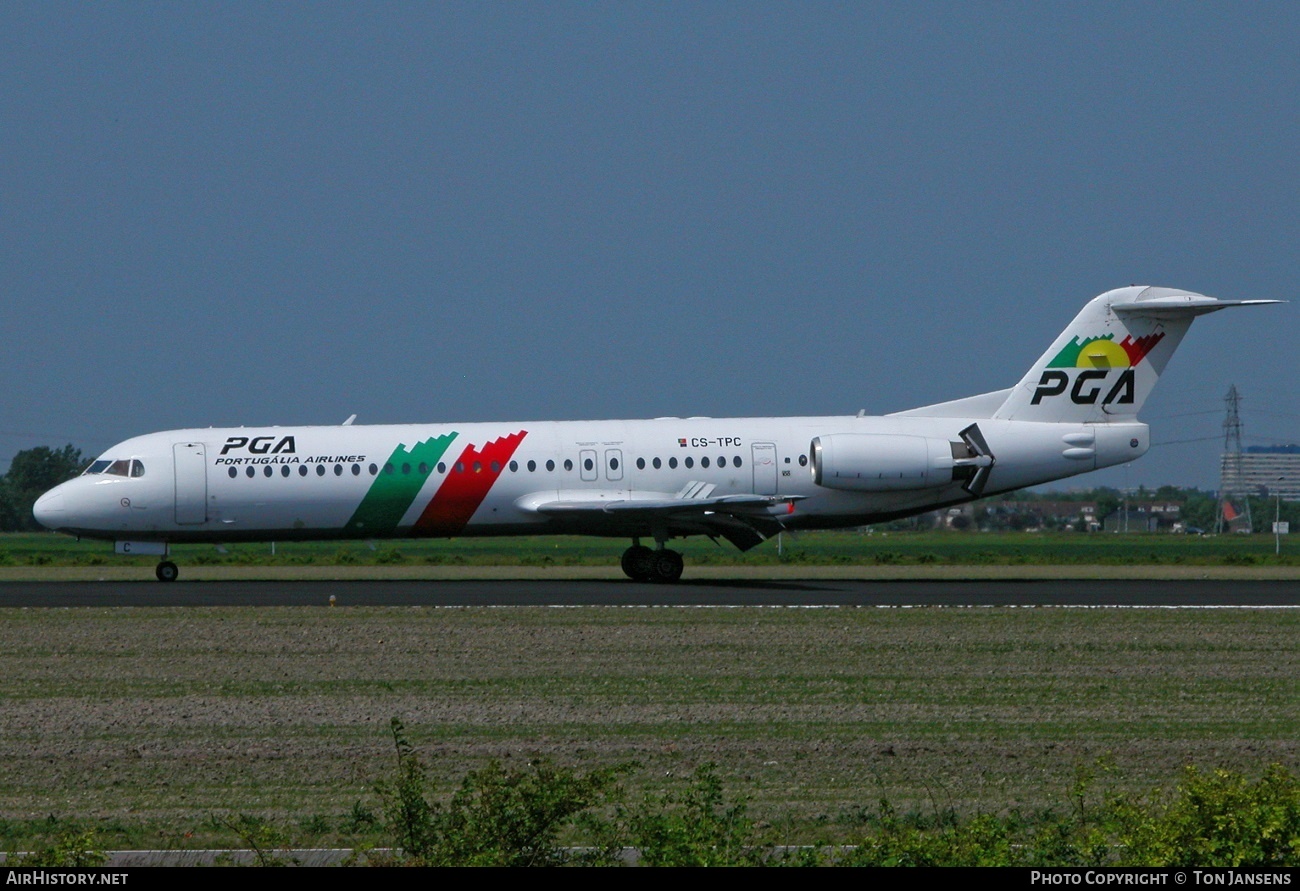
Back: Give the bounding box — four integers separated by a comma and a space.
411, 431, 527, 537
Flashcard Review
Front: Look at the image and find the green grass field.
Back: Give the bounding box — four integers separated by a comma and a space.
2, 529, 1296, 853
0, 603, 1296, 852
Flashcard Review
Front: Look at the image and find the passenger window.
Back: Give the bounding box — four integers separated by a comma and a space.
246, 467, 255, 478
701, 457, 710, 469
473, 461, 483, 473
668, 457, 678, 469
509, 460, 518, 472
402, 463, 411, 475
653, 457, 662, 469
733, 456, 742, 467
264, 466, 273, 477
334, 464, 343, 476
228, 467, 237, 479
563, 459, 573, 471
281, 466, 290, 477
685, 457, 694, 469
369, 464, 378, 475
584, 457, 594, 471
455, 462, 464, 474
546, 459, 555, 472
352, 463, 361, 476
418, 463, 428, 475
316, 465, 326, 476
718, 456, 725, 468
437, 462, 446, 474
300, 466, 309, 477
490, 461, 500, 473
610, 457, 619, 470
636, 457, 645, 470
527, 460, 537, 472
384, 463, 395, 475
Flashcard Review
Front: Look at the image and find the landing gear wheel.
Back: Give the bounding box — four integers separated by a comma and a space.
156, 561, 179, 583
621, 545, 656, 581
650, 549, 684, 583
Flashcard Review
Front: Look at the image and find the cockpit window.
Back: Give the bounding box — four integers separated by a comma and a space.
87, 458, 145, 476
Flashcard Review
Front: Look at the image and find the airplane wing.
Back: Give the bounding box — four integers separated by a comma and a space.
516, 483, 802, 551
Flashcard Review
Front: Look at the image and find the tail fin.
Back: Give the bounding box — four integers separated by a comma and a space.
993, 286, 1279, 423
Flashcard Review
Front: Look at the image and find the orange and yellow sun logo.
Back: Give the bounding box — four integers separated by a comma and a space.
1047, 333, 1164, 369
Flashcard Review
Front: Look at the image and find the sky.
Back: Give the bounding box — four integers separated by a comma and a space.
2, 2, 1297, 492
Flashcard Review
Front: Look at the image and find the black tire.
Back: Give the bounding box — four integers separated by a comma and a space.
651, 549, 684, 583
156, 561, 179, 583
621, 545, 655, 581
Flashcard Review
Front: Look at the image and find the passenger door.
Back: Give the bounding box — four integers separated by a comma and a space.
173, 442, 208, 525
751, 442, 778, 495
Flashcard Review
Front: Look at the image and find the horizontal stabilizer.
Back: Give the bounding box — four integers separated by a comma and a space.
1111, 295, 1282, 318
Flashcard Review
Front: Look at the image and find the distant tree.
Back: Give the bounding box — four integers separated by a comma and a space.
1093, 488, 1122, 525
1180, 489, 1218, 531
1154, 484, 1184, 501
0, 445, 85, 532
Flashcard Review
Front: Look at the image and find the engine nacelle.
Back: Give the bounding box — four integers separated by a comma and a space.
810, 433, 957, 492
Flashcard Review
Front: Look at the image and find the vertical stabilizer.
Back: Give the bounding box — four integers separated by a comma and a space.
993, 286, 1278, 423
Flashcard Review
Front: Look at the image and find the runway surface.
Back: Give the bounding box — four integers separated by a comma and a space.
1, 578, 1298, 607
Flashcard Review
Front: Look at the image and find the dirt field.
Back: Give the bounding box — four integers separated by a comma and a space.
0, 602, 1295, 843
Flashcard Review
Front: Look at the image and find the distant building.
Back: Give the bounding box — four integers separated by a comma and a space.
1101, 502, 1184, 533
984, 501, 1099, 531
1220, 445, 1300, 502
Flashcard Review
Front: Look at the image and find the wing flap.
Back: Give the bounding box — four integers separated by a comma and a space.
532, 493, 789, 514
516, 485, 801, 552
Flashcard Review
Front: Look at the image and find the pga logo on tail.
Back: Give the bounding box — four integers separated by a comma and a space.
1030, 333, 1164, 406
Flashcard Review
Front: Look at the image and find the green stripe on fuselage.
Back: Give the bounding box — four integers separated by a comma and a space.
343, 434, 457, 536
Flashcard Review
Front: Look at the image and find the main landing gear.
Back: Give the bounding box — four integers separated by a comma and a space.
156, 561, 179, 582
620, 541, 684, 583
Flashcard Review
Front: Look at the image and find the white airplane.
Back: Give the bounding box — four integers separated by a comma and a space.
33, 286, 1277, 582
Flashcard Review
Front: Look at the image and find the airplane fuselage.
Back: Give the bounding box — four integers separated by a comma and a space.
31, 286, 1278, 581
35, 414, 1147, 544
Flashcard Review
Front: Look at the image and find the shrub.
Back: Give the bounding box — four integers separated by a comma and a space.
376, 717, 621, 866
607, 763, 764, 867
6, 829, 107, 867
1112, 765, 1300, 867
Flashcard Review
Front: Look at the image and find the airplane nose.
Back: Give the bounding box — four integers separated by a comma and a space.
32, 488, 65, 530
